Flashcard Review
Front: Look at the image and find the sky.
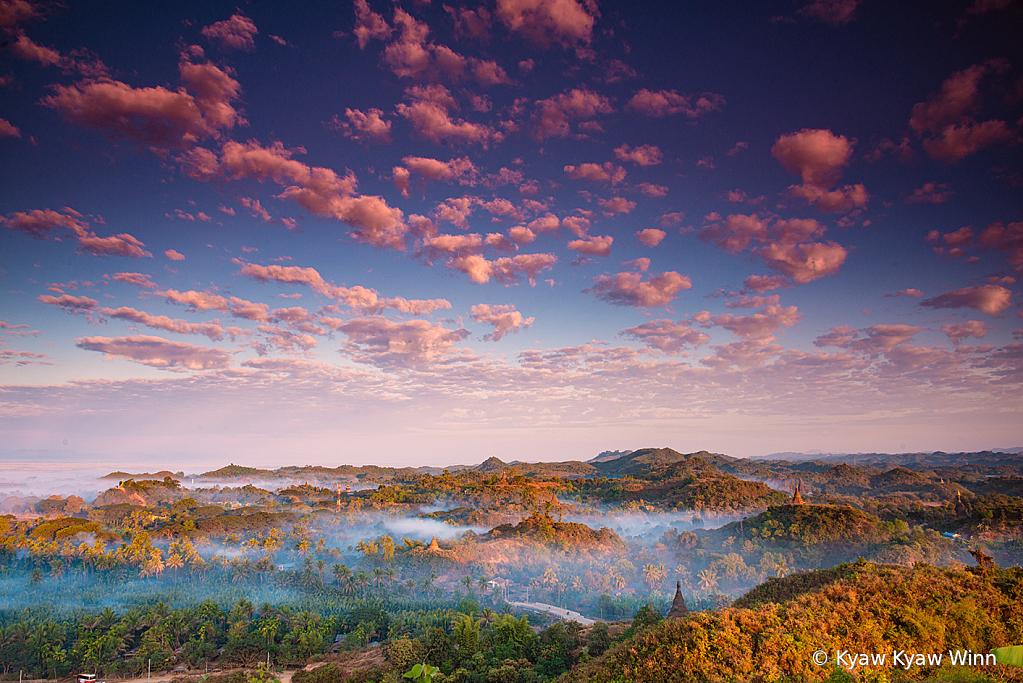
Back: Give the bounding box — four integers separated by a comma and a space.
0, 0, 1021, 470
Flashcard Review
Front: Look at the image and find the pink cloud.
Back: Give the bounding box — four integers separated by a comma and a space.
815, 324, 926, 353
727, 141, 748, 156
637, 183, 668, 198
977, 221, 1023, 266
381, 9, 510, 86
568, 234, 613, 257
447, 253, 557, 285
910, 63, 1014, 163
0, 349, 53, 366
236, 261, 450, 315
394, 156, 479, 197
43, 56, 242, 151
0, 117, 21, 138
165, 249, 185, 261
700, 339, 783, 371
78, 232, 150, 257
481, 198, 525, 222
218, 140, 407, 249
337, 316, 470, 367
433, 196, 477, 230
0, 321, 43, 337
702, 213, 847, 285
910, 64, 987, 135
921, 285, 1012, 316
253, 325, 318, 355
4, 207, 156, 259
561, 215, 590, 238
564, 162, 626, 185
613, 144, 663, 166
330, 108, 393, 145
725, 294, 780, 309
658, 211, 686, 228
624, 257, 650, 272
446, 5, 493, 40
239, 196, 273, 223
895, 288, 925, 297
155, 288, 229, 311
922, 120, 1014, 163
942, 320, 990, 345
636, 228, 666, 247
154, 287, 269, 322
507, 226, 536, 245
627, 89, 725, 118
527, 213, 560, 234
530, 88, 613, 141
0, 1, 40, 30
701, 305, 802, 340
586, 270, 692, 308
598, 196, 636, 215
110, 272, 156, 289
786, 183, 868, 212
758, 240, 847, 285
11, 33, 62, 67
771, 128, 853, 187
905, 182, 954, 204
743, 275, 793, 293
471, 303, 534, 341
2, 208, 89, 238
397, 84, 497, 146
201, 13, 258, 50
38, 293, 99, 313
421, 232, 484, 256
75, 334, 231, 371
100, 306, 225, 341
494, 0, 597, 47
353, 0, 392, 48
798, 0, 861, 25
622, 319, 709, 354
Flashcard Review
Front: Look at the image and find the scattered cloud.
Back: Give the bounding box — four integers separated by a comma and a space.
920, 285, 1012, 316
636, 228, 666, 247
471, 303, 534, 341
201, 13, 258, 51
627, 89, 725, 118
75, 334, 232, 371
586, 270, 692, 308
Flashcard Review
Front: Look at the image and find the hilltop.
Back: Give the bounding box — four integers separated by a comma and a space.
485, 511, 627, 552
717, 503, 882, 547
560, 560, 1023, 683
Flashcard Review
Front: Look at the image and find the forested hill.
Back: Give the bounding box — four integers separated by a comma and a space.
559, 560, 1023, 683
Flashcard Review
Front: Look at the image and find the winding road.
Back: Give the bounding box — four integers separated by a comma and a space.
509, 601, 595, 625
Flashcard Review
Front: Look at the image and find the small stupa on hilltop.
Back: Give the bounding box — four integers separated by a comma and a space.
955, 491, 968, 519
428, 535, 441, 551
791, 480, 805, 506
667, 581, 689, 619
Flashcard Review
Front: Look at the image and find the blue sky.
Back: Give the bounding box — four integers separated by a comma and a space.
1, 0, 1021, 467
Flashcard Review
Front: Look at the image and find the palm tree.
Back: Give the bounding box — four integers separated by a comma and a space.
372, 567, 385, 595
165, 553, 184, 583
461, 575, 475, 594
385, 567, 396, 593
642, 563, 667, 593
697, 569, 719, 593
355, 570, 370, 597
333, 563, 353, 593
